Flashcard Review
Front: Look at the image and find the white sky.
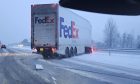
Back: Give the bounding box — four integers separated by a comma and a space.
0, 0, 140, 44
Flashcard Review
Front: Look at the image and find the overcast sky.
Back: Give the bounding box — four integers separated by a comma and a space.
0, 0, 140, 44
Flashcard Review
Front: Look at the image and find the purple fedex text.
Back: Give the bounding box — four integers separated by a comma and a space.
60, 17, 78, 39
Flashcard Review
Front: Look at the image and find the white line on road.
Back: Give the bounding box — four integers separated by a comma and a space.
63, 58, 125, 73
63, 58, 140, 77
51, 76, 57, 84
46, 61, 112, 83
64, 68, 113, 84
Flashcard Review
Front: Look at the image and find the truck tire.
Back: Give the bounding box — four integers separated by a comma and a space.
65, 47, 70, 58
70, 47, 74, 57
74, 47, 77, 56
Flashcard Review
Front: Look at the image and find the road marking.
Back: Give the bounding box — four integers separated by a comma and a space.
62, 58, 139, 76
64, 68, 112, 84
46, 61, 66, 68
63, 59, 114, 70
47, 60, 112, 84
51, 76, 57, 84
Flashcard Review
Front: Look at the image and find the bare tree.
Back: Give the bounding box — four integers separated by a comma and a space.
126, 34, 134, 48
136, 35, 140, 49
122, 33, 127, 48
104, 18, 118, 49
121, 33, 136, 49
104, 18, 119, 55
116, 33, 121, 48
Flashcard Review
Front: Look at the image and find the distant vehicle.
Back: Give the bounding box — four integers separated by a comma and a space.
1, 45, 6, 49
31, 4, 92, 58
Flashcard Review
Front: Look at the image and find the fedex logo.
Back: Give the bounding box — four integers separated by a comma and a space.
60, 17, 79, 39
34, 16, 54, 24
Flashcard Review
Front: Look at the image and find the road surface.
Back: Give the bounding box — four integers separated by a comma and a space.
0, 49, 48, 84
1, 48, 140, 84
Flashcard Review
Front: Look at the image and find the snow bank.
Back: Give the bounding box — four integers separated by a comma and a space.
11, 45, 31, 51
73, 52, 140, 70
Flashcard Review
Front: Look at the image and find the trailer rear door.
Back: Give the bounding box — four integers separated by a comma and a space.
33, 14, 56, 47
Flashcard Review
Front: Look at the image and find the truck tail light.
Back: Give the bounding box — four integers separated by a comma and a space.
92, 48, 96, 53
52, 48, 56, 53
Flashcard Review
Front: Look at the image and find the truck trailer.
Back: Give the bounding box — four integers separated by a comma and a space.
31, 4, 92, 58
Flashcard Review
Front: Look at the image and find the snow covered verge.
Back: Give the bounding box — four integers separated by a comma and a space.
73, 51, 140, 70
10, 45, 31, 52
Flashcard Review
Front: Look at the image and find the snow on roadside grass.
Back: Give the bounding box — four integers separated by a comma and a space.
11, 46, 31, 51
19, 46, 31, 51
73, 52, 140, 70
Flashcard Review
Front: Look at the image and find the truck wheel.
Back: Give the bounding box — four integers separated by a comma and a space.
74, 47, 77, 56
70, 47, 74, 57
65, 47, 70, 58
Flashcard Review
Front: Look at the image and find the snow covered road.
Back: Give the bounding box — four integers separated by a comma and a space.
11, 46, 140, 70
6, 46, 140, 84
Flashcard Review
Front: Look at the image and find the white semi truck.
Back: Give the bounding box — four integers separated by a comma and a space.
31, 4, 92, 58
